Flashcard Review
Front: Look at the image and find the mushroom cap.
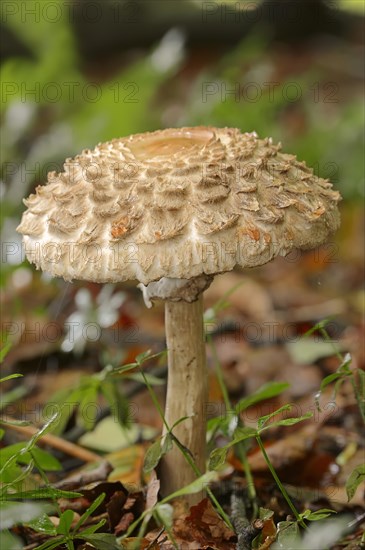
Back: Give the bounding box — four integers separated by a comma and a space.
17, 127, 341, 284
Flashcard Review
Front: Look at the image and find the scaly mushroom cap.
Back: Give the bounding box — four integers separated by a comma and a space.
17, 127, 341, 284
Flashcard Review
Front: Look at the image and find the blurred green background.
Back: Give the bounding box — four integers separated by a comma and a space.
1, 0, 364, 285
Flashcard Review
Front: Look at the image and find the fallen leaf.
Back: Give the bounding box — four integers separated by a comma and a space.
146, 470, 160, 510
107, 444, 145, 487
79, 416, 157, 452
173, 498, 236, 549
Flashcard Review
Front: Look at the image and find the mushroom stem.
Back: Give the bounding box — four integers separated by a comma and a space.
160, 293, 207, 504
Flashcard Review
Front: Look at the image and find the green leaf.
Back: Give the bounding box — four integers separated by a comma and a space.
319, 354, 352, 394
0, 501, 51, 529
30, 536, 65, 550
23, 413, 60, 452
30, 447, 63, 471
136, 350, 152, 364
231, 426, 258, 440
78, 533, 120, 550
206, 415, 231, 443
77, 383, 99, 431
301, 508, 336, 521
286, 339, 345, 365
0, 342, 12, 363
26, 513, 58, 535
0, 385, 29, 411
162, 433, 173, 454
320, 371, 348, 393
258, 404, 292, 430
2, 458, 35, 488
101, 382, 131, 427
209, 427, 257, 470
73, 493, 106, 532
354, 368, 365, 420
110, 362, 138, 375
5, 488, 82, 500
161, 471, 219, 502
0, 418, 31, 428
57, 508, 74, 535
0, 373, 22, 383
78, 519, 106, 535
0, 442, 29, 466
79, 416, 156, 452
276, 520, 300, 547
0, 530, 22, 550
209, 447, 229, 471
346, 463, 365, 501
0, 442, 61, 472
154, 503, 173, 530
0, 463, 23, 484
126, 372, 165, 386
303, 318, 333, 337
235, 382, 290, 414
43, 394, 78, 436
135, 350, 166, 366
143, 438, 163, 473
207, 415, 227, 433
260, 412, 313, 432
259, 507, 274, 520
143, 435, 173, 473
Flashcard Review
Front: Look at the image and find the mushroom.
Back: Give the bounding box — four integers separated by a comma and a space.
17, 127, 341, 504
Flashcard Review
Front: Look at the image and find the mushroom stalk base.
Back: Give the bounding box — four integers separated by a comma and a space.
159, 294, 207, 505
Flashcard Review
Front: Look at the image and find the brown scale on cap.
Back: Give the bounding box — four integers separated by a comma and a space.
17, 127, 341, 284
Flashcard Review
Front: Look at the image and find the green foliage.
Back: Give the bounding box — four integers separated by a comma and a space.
1, 0, 178, 227
271, 516, 350, 550
346, 463, 365, 502
208, 405, 313, 471
234, 382, 290, 415
0, 501, 52, 530
301, 320, 365, 510
28, 493, 119, 550
0, 529, 23, 549
0, 342, 12, 364
122, 471, 219, 544
143, 433, 173, 474
44, 349, 166, 435
0, 370, 85, 546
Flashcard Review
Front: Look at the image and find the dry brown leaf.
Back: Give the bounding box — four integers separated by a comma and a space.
173, 498, 236, 549
146, 470, 160, 510
107, 444, 145, 487
248, 424, 319, 471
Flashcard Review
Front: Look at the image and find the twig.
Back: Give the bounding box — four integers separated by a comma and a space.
54, 460, 113, 489
1, 415, 101, 463
347, 511, 365, 531
237, 522, 264, 550
145, 527, 166, 549
231, 493, 264, 550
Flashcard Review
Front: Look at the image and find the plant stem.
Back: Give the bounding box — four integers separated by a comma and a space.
235, 432, 258, 518
256, 435, 306, 529
208, 334, 257, 517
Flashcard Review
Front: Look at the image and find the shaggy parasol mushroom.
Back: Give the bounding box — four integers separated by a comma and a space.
17, 127, 341, 504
